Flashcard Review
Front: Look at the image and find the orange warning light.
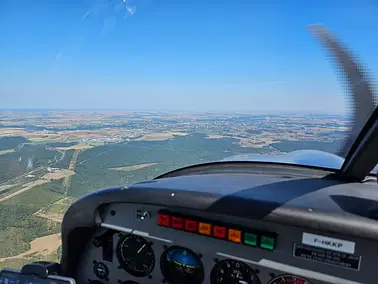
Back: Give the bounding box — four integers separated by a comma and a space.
198, 222, 212, 235
228, 228, 242, 243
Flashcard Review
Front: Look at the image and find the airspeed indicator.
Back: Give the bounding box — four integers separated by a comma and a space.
116, 234, 155, 277
210, 259, 261, 284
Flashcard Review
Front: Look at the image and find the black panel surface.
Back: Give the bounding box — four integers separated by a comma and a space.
60, 163, 378, 284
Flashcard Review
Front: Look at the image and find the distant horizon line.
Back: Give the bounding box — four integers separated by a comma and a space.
0, 108, 347, 116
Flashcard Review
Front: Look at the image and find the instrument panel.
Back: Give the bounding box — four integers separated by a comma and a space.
76, 203, 370, 284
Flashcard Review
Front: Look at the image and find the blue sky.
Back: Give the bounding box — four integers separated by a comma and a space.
1, 0, 377, 113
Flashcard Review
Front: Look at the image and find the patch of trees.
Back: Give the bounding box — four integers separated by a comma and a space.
0, 136, 30, 150
55, 150, 74, 169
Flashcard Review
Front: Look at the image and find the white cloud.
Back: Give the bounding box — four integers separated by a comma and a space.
126, 4, 136, 16
85, 0, 139, 35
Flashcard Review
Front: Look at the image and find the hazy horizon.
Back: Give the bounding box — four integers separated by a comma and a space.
0, 108, 349, 115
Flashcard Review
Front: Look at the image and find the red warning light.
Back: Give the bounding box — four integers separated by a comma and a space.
185, 219, 198, 232
158, 213, 171, 227
213, 225, 227, 239
171, 216, 184, 229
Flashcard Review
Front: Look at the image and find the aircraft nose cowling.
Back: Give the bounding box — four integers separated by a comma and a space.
222, 150, 345, 170
282, 150, 345, 169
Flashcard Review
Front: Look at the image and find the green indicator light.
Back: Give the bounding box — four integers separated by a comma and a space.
243, 233, 257, 246
260, 236, 275, 251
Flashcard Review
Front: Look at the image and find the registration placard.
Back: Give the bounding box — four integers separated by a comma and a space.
293, 243, 361, 271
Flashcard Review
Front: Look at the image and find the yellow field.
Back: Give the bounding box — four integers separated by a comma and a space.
42, 169, 75, 181
56, 144, 94, 151
206, 135, 229, 139
110, 163, 157, 172
27, 134, 61, 142
238, 137, 277, 148
0, 149, 15, 155
0, 128, 27, 136
135, 132, 187, 141
0, 233, 61, 263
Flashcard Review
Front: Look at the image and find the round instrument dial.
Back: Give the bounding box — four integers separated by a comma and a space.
268, 275, 313, 284
160, 246, 204, 284
116, 234, 155, 277
210, 259, 261, 284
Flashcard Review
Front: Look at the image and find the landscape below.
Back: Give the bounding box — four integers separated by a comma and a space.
0, 110, 347, 269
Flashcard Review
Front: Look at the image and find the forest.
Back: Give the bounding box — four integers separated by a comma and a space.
68, 134, 270, 197
0, 136, 30, 150
0, 182, 63, 258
